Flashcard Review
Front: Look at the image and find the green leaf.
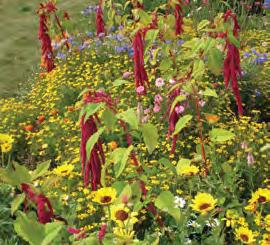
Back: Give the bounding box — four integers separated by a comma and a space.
83, 103, 104, 123
0, 163, 31, 187
198, 20, 210, 31
117, 109, 138, 130
74, 237, 99, 245
207, 47, 223, 75
31, 160, 50, 180
101, 109, 117, 130
116, 184, 132, 204
173, 115, 193, 136
209, 128, 235, 142
86, 128, 105, 161
192, 60, 205, 80
203, 88, 218, 98
159, 58, 173, 72
155, 191, 180, 223
176, 158, 191, 175
228, 32, 240, 48
14, 211, 45, 245
113, 79, 129, 87
140, 123, 158, 154
42, 222, 63, 245
145, 29, 159, 55
113, 146, 134, 178
11, 193, 25, 215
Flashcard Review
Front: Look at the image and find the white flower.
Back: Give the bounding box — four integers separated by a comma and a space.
169, 78, 176, 84
187, 220, 201, 228
155, 78, 165, 87
205, 218, 220, 228
174, 196, 186, 208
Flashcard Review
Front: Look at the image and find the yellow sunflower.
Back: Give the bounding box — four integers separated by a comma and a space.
92, 187, 117, 205
261, 234, 270, 245
111, 204, 138, 227
235, 227, 256, 244
190, 193, 217, 214
113, 227, 134, 244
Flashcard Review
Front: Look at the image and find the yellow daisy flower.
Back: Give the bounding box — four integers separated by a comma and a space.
177, 165, 199, 176
235, 227, 256, 244
261, 234, 270, 245
111, 204, 138, 227
92, 187, 117, 205
53, 164, 74, 177
190, 193, 217, 214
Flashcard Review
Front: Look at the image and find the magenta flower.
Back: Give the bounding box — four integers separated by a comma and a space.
136, 85, 145, 94
153, 104, 161, 113
175, 105, 185, 114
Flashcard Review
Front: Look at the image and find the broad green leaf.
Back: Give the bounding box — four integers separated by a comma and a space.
42, 222, 63, 245
192, 60, 205, 80
86, 128, 105, 160
101, 109, 117, 130
144, 29, 159, 55
113, 79, 129, 87
141, 123, 158, 154
83, 103, 104, 123
31, 160, 50, 180
117, 109, 138, 130
155, 191, 180, 223
113, 146, 134, 178
173, 115, 193, 136
159, 58, 173, 71
228, 32, 240, 48
116, 184, 132, 204
170, 95, 186, 115
176, 158, 191, 175
14, 211, 45, 245
209, 128, 235, 142
74, 237, 99, 245
0, 163, 31, 187
11, 193, 25, 215
207, 47, 223, 75
198, 20, 210, 31
182, 38, 199, 48
203, 88, 218, 98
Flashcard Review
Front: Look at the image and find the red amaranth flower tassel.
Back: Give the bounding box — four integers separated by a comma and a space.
80, 90, 114, 190
133, 13, 158, 95
133, 30, 149, 95
223, 10, 243, 116
21, 183, 54, 224
38, 2, 57, 72
96, 0, 105, 36
174, 2, 184, 35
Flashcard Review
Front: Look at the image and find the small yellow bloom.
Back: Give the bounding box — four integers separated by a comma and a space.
92, 187, 117, 205
235, 227, 256, 244
261, 234, 270, 245
53, 164, 74, 177
265, 214, 270, 232
177, 165, 199, 176
0, 133, 13, 153
190, 193, 217, 214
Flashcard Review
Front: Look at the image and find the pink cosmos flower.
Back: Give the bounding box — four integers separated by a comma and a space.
123, 71, 132, 78
155, 78, 165, 87
153, 104, 161, 113
136, 86, 145, 94
154, 94, 163, 104
247, 152, 255, 166
175, 105, 185, 114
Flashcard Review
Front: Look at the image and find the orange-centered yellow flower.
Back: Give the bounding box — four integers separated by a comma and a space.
190, 193, 217, 214
92, 187, 117, 205
235, 227, 256, 244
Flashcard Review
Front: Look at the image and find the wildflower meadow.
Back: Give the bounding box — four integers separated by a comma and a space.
0, 0, 269, 244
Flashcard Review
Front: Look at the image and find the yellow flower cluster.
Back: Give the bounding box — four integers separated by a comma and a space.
0, 133, 13, 153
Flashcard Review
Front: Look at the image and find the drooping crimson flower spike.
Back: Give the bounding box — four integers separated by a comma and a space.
133, 12, 158, 96
21, 183, 54, 224
174, 1, 184, 35
223, 10, 243, 116
96, 0, 105, 36
38, 8, 55, 72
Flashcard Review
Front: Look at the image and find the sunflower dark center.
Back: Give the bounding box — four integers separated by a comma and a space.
199, 203, 211, 210
115, 210, 129, 221
258, 196, 266, 203
240, 234, 249, 242
100, 196, 112, 203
